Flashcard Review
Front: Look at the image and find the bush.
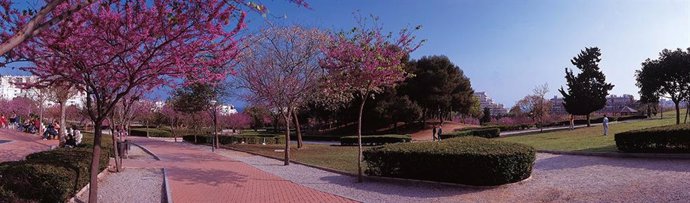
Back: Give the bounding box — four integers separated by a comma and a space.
289, 135, 343, 142
130, 128, 172, 137
340, 135, 411, 146
615, 124, 690, 153
0, 146, 110, 202
444, 128, 500, 139
363, 137, 535, 186
182, 134, 285, 145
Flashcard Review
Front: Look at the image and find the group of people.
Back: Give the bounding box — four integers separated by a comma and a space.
0, 112, 83, 147
0, 113, 43, 134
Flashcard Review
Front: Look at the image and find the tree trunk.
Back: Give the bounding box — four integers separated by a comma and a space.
39, 106, 44, 136
110, 127, 120, 172
683, 101, 690, 123
293, 112, 303, 149
283, 109, 292, 166
674, 101, 680, 125
660, 103, 663, 118
214, 110, 219, 149
146, 120, 150, 138
586, 114, 591, 127
59, 102, 67, 146
357, 97, 367, 183
88, 120, 103, 203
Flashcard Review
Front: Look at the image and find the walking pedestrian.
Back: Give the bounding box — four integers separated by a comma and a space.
603, 115, 609, 136
432, 125, 437, 141
437, 125, 443, 141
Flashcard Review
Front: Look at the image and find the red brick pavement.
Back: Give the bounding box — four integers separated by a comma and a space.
125, 137, 356, 203
0, 128, 57, 163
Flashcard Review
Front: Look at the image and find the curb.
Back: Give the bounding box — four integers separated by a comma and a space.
219, 145, 531, 189
68, 160, 112, 203
538, 150, 690, 159
162, 168, 173, 203
130, 142, 161, 161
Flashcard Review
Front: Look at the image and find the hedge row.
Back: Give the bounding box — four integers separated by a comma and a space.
183, 134, 285, 145
615, 124, 690, 153
340, 135, 411, 146
0, 146, 110, 202
444, 128, 500, 139
130, 128, 172, 137
363, 137, 535, 186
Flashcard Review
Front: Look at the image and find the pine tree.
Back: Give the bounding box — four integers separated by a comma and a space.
558, 47, 614, 127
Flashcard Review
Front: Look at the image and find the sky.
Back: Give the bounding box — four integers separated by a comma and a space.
3, 0, 690, 109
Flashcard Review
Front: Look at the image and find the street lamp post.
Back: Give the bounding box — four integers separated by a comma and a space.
210, 100, 217, 152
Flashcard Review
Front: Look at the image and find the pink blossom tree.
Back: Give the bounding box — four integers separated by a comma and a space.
320, 19, 421, 182
10, 1, 279, 201
0, 0, 97, 58
236, 26, 329, 165
221, 112, 251, 133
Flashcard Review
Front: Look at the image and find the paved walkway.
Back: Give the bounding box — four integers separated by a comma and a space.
0, 128, 57, 163
215, 146, 690, 202
124, 137, 355, 203
500, 119, 643, 136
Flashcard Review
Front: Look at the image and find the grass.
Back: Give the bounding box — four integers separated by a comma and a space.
226, 144, 365, 174
498, 111, 682, 152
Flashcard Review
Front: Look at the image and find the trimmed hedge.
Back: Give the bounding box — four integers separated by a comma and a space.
615, 124, 690, 153
290, 135, 343, 142
0, 147, 110, 202
444, 128, 500, 139
363, 137, 535, 186
183, 134, 285, 145
130, 128, 172, 137
340, 135, 411, 146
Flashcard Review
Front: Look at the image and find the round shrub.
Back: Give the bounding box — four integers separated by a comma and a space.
363, 137, 535, 186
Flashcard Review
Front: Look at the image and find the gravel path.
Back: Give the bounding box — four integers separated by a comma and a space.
215, 148, 690, 202
74, 168, 164, 203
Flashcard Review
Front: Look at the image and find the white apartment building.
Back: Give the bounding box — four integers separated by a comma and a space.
473, 91, 508, 116
0, 75, 86, 108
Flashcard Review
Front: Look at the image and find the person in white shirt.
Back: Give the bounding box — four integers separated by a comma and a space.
602, 115, 609, 136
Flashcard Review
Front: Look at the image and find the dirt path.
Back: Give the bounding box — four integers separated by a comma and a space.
410, 122, 476, 141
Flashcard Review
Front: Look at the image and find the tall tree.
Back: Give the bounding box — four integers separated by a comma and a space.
320, 19, 420, 182
170, 83, 221, 146
518, 83, 552, 131
15, 1, 257, 201
49, 83, 78, 146
401, 55, 474, 123
635, 48, 690, 124
236, 26, 328, 163
558, 47, 614, 127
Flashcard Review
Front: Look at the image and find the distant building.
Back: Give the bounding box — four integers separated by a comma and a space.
0, 75, 86, 108
153, 101, 237, 115
550, 94, 639, 115
473, 92, 507, 116
218, 104, 238, 115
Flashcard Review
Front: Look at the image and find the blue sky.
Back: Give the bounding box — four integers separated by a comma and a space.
4, 0, 690, 109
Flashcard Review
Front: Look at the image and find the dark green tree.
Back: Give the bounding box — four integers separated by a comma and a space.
401, 55, 474, 123
558, 47, 614, 127
169, 83, 224, 146
480, 107, 491, 124
635, 48, 690, 124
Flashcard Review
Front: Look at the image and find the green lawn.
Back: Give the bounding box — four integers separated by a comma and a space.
498, 111, 681, 152
225, 144, 364, 174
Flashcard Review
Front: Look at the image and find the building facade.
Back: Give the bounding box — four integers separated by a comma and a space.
473, 91, 508, 116
0, 75, 86, 108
